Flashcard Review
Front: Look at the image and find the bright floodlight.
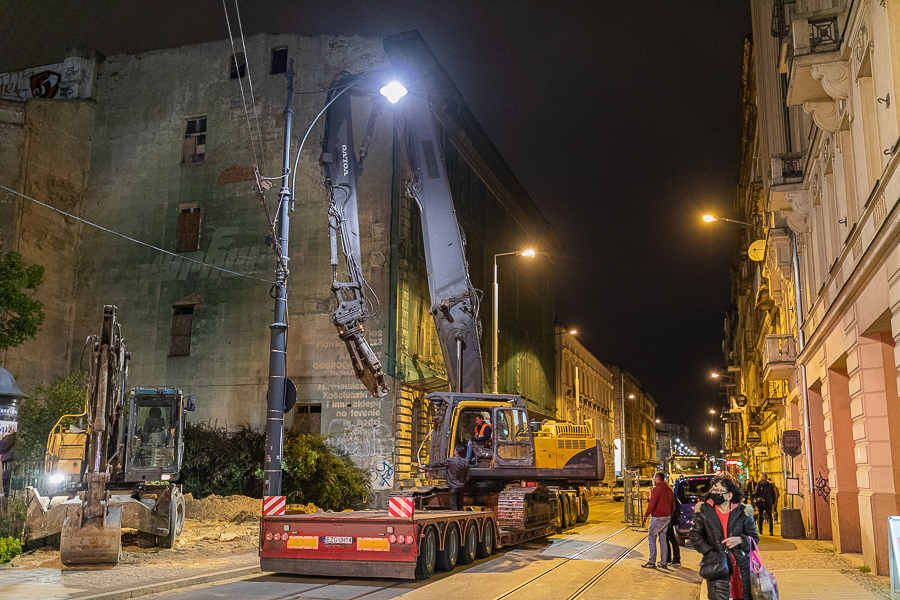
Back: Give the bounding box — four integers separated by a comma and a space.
569, 329, 577, 335
709, 426, 715, 432
709, 409, 716, 414
676, 438, 680, 443
711, 372, 720, 378
520, 249, 536, 258
702, 214, 717, 223
380, 81, 408, 103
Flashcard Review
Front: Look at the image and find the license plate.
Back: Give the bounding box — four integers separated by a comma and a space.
322, 535, 354, 545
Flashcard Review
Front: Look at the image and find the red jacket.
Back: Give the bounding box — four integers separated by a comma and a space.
644, 480, 675, 519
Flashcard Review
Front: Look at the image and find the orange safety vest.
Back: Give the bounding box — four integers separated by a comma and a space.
474, 422, 491, 445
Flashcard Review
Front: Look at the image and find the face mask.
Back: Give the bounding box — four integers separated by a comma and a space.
710, 492, 728, 505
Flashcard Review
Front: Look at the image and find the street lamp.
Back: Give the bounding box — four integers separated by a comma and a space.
702, 214, 760, 228
492, 249, 536, 393
709, 408, 716, 415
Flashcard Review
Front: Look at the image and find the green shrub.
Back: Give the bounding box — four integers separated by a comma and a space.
859, 565, 871, 573
180, 423, 371, 511
15, 370, 86, 464
0, 536, 23, 564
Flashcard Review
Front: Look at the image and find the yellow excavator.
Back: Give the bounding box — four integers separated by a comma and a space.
25, 305, 195, 566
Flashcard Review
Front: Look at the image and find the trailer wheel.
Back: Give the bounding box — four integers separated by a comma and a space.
415, 526, 437, 579
157, 493, 185, 549
436, 523, 459, 571
576, 491, 589, 523
476, 520, 494, 558
458, 520, 477, 565
558, 496, 569, 529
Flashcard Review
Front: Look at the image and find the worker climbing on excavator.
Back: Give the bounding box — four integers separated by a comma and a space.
420, 444, 470, 511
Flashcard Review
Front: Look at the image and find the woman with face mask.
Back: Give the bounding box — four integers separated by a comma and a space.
689, 474, 759, 600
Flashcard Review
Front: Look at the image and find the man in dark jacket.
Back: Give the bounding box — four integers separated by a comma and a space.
754, 473, 777, 535
665, 486, 682, 566
421, 445, 471, 511
641, 472, 675, 568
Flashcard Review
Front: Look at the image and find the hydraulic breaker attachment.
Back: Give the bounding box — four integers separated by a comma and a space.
339, 325, 388, 397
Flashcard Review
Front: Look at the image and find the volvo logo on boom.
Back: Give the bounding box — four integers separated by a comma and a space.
341, 145, 349, 177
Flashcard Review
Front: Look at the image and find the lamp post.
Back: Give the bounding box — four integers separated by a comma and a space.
492, 249, 535, 394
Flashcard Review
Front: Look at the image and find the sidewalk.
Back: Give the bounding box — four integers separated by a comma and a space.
700, 521, 890, 600
0, 551, 261, 600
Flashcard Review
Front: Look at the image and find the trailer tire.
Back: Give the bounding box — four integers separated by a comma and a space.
156, 493, 185, 549
576, 492, 589, 523
415, 526, 437, 580
475, 520, 494, 558
436, 523, 459, 571
458, 520, 477, 565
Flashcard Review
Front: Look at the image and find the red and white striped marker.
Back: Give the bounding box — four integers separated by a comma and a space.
263, 495, 286, 516
388, 496, 414, 518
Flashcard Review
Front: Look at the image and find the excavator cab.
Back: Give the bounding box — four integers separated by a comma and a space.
491, 406, 535, 466
124, 388, 194, 482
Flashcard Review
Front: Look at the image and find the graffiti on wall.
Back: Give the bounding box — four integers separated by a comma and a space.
328, 417, 394, 490
814, 471, 831, 501
0, 59, 89, 101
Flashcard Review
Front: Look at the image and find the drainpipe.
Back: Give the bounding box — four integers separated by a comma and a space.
791, 229, 817, 539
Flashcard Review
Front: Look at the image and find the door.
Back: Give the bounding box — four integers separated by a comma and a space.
492, 408, 535, 467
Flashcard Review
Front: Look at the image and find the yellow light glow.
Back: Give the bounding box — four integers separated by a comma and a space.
709, 426, 715, 432
711, 372, 720, 378
702, 214, 717, 223
569, 329, 577, 335
655, 419, 661, 424
520, 249, 536, 258
628, 394, 635, 399
709, 409, 716, 414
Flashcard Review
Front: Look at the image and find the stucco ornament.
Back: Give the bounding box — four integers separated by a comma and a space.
811, 62, 850, 100
781, 190, 812, 233
803, 101, 841, 133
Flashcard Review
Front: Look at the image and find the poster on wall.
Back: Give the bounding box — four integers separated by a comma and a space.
786, 477, 800, 495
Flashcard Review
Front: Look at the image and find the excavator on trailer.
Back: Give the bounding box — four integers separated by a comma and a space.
24, 305, 195, 567
318, 35, 603, 534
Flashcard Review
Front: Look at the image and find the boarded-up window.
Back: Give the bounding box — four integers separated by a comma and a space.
176, 205, 200, 253
271, 48, 288, 74
182, 117, 206, 163
169, 305, 195, 356
294, 404, 321, 434
229, 53, 246, 79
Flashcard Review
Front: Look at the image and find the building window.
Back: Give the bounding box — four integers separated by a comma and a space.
229, 52, 246, 79
295, 404, 322, 434
169, 304, 195, 356
271, 48, 288, 74
182, 117, 206, 163
176, 204, 200, 253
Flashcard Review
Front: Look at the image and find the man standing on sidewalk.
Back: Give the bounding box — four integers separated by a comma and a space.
754, 473, 777, 535
641, 471, 675, 569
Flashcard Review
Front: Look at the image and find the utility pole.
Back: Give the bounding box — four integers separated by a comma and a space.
263, 60, 294, 498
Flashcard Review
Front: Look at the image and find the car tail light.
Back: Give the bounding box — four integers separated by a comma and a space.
405, 535, 414, 544
389, 534, 397, 543
397, 536, 405, 545
265, 532, 273, 541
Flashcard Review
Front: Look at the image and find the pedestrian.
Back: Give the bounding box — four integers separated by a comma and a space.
689, 474, 759, 600
665, 483, 682, 567
420, 444, 470, 511
772, 481, 780, 524
744, 476, 755, 500
754, 473, 777, 536
641, 471, 675, 569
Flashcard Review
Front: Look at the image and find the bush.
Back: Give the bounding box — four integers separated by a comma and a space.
859, 565, 871, 573
0, 536, 22, 564
15, 370, 86, 464
180, 423, 371, 511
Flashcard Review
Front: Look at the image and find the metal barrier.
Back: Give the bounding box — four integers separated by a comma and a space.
622, 469, 644, 527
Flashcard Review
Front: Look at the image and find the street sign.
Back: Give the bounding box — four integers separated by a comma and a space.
783, 430, 802, 457
753, 446, 769, 457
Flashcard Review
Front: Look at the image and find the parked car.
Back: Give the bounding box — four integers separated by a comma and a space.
672, 474, 715, 545
612, 476, 653, 502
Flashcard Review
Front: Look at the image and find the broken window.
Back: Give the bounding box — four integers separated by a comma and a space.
271, 47, 288, 74
176, 204, 200, 253
182, 117, 206, 163
294, 404, 322, 434
169, 304, 195, 357
229, 52, 246, 79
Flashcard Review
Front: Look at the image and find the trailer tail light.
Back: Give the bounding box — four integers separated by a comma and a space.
389, 534, 397, 543
273, 532, 281, 541
265, 532, 273, 541
397, 536, 405, 545
405, 535, 414, 544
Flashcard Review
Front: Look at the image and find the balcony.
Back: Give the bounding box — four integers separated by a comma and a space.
762, 334, 796, 382
769, 153, 805, 212
784, 5, 849, 106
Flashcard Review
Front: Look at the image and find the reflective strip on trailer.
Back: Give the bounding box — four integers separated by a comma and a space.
388, 497, 414, 518
287, 536, 318, 549
263, 496, 286, 516
357, 537, 391, 552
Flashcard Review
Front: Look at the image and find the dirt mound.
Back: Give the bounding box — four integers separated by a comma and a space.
184, 494, 260, 521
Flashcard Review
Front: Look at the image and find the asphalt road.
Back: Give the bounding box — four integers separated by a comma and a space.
147, 499, 705, 600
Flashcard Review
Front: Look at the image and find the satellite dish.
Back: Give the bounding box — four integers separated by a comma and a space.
748, 239, 766, 262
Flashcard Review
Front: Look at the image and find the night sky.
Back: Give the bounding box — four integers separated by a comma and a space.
0, 1, 752, 453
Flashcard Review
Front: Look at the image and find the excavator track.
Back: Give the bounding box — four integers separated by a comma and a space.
497, 486, 555, 531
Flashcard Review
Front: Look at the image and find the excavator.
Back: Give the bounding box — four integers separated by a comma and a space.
319, 32, 604, 533
25, 305, 195, 566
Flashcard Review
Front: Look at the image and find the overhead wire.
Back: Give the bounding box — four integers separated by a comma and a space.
233, 0, 267, 175
1, 186, 274, 284
221, 0, 261, 169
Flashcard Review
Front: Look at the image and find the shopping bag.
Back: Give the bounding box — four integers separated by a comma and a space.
748, 537, 779, 600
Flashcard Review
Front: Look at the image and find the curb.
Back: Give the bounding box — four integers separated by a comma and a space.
73, 564, 264, 600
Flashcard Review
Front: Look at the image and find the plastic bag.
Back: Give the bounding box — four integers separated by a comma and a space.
749, 538, 779, 600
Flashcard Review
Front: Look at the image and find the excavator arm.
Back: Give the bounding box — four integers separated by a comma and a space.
321, 70, 484, 395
